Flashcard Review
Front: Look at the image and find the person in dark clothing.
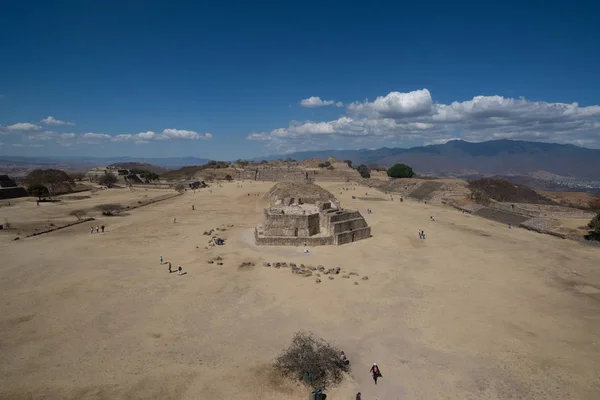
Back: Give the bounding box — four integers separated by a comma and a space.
370, 363, 382, 384
355, 393, 361, 400
101, 225, 105, 233
168, 262, 172, 273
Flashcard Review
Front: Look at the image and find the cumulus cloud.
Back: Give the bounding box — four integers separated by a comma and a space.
348, 89, 433, 118
41, 116, 75, 126
250, 89, 600, 150
6, 123, 42, 131
300, 96, 336, 107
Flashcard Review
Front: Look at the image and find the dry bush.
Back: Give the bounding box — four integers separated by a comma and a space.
274, 331, 349, 390
95, 203, 124, 216
69, 209, 88, 220
174, 183, 186, 193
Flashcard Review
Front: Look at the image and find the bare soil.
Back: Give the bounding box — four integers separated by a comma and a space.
1, 181, 600, 399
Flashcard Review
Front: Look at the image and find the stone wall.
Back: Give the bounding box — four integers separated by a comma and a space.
0, 187, 28, 200
331, 217, 368, 234
334, 227, 372, 245
255, 228, 334, 246
263, 211, 320, 237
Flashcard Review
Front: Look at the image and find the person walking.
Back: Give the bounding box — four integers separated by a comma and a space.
101, 225, 105, 233
160, 255, 163, 264
177, 265, 183, 276
370, 363, 382, 384
355, 393, 361, 400
90, 226, 94, 234
168, 262, 172, 273
96, 226, 99, 233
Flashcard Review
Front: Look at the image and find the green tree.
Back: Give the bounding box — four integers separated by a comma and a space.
387, 163, 415, 178
28, 184, 49, 200
356, 164, 370, 179
25, 169, 73, 197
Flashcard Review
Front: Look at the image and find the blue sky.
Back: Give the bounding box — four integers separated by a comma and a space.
1, 0, 599, 159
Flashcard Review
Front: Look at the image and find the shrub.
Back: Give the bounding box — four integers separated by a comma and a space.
343, 160, 353, 168
174, 183, 186, 193
95, 204, 124, 216
356, 164, 370, 179
274, 331, 349, 390
70, 209, 88, 220
224, 174, 233, 181
387, 163, 415, 178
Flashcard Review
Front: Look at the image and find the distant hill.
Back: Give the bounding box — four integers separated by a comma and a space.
0, 156, 211, 175
261, 140, 600, 180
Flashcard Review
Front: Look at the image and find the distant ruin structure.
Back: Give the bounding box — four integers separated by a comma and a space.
0, 175, 28, 200
255, 182, 371, 246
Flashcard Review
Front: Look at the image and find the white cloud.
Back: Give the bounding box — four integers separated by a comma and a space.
300, 96, 336, 107
13, 143, 44, 148
41, 116, 75, 126
27, 131, 77, 142
78, 132, 112, 144
335, 102, 344, 107
250, 89, 600, 150
348, 89, 433, 118
6, 123, 42, 131
158, 129, 212, 140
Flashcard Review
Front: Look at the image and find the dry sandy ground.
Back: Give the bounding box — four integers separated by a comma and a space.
0, 187, 176, 239
1, 181, 600, 400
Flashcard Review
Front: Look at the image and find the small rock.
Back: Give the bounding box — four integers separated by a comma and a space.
217, 262, 224, 266
290, 262, 297, 267
303, 271, 312, 277
274, 265, 280, 269
361, 276, 369, 280
316, 278, 321, 283
317, 265, 325, 271
328, 276, 334, 280
349, 272, 359, 276
334, 267, 341, 274
342, 275, 350, 279
208, 260, 214, 264
215, 256, 223, 261
354, 282, 359, 285
308, 265, 317, 271
315, 273, 321, 277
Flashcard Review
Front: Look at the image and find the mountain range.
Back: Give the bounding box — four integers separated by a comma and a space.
262, 140, 600, 180
1, 140, 599, 181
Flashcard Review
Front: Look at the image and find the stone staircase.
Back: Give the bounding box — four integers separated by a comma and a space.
407, 181, 444, 201
325, 210, 371, 245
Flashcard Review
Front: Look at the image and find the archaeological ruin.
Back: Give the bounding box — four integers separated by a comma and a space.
255, 182, 371, 246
